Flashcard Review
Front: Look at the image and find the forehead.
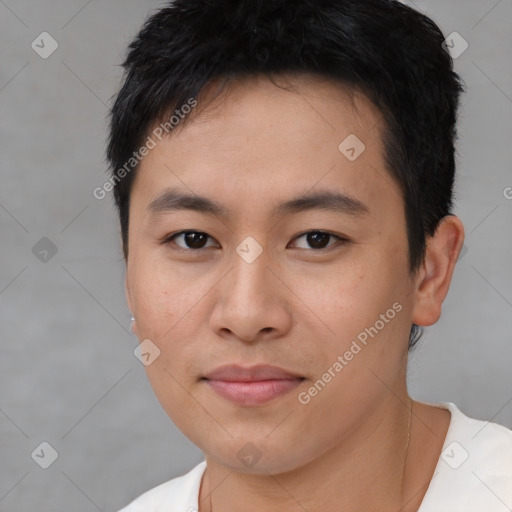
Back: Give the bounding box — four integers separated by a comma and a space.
176, 73, 385, 152
132, 73, 400, 219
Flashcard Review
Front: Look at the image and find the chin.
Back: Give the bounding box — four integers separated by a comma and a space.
201, 437, 316, 476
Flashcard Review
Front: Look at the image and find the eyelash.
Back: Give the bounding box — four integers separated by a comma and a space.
161, 230, 348, 252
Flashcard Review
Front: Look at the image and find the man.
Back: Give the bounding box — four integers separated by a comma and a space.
106, 0, 512, 510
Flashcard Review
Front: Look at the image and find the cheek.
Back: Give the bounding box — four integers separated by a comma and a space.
129, 271, 204, 428
129, 261, 198, 340
295, 260, 407, 366
132, 284, 174, 339
292, 266, 381, 337
128, 263, 208, 378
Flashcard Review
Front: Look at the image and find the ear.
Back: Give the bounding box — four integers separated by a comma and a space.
411, 215, 465, 327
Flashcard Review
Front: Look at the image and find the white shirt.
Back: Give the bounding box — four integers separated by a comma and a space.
118, 401, 512, 511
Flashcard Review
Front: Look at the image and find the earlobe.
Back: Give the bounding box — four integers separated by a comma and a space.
130, 316, 138, 336
411, 215, 465, 327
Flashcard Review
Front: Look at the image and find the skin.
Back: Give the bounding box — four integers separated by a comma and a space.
125, 74, 465, 512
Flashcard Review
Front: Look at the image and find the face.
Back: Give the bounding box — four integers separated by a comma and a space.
125, 74, 419, 474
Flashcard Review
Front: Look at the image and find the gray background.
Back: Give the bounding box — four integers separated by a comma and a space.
1, 0, 511, 510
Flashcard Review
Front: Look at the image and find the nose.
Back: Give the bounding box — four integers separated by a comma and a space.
209, 243, 292, 343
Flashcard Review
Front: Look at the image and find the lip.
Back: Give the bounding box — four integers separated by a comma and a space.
202, 364, 305, 406
203, 364, 304, 381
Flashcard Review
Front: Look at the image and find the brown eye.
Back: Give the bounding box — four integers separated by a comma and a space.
166, 231, 218, 250
291, 231, 346, 250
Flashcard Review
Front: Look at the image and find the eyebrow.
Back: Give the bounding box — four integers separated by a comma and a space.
146, 187, 370, 219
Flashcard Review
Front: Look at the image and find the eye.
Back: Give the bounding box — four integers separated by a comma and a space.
164, 231, 219, 250
162, 230, 347, 252
289, 230, 346, 250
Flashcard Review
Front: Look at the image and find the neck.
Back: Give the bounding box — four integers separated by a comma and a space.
200, 394, 416, 512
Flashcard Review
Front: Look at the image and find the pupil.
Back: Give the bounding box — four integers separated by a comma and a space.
185, 232, 206, 249
308, 232, 329, 249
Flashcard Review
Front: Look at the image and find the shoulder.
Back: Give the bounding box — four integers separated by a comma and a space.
446, 401, 512, 472
117, 461, 206, 512
419, 401, 512, 511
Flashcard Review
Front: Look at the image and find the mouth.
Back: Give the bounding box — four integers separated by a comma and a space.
201, 364, 305, 406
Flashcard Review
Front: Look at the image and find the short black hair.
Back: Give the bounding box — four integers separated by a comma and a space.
106, 0, 464, 350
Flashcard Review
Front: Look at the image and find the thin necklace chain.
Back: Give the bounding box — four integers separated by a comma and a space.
207, 401, 413, 512
208, 466, 212, 512
402, 399, 414, 488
